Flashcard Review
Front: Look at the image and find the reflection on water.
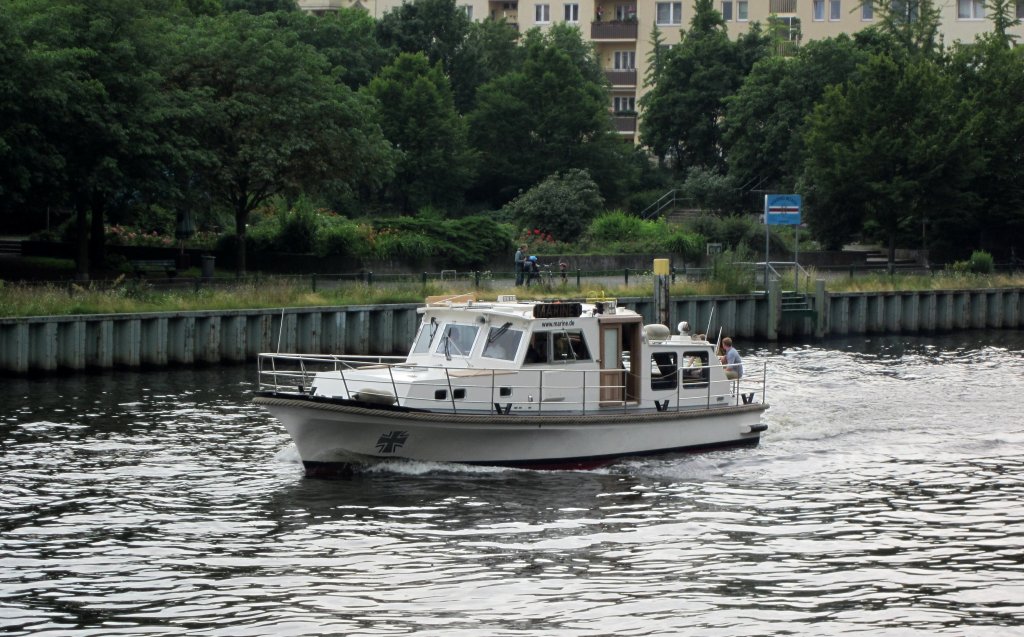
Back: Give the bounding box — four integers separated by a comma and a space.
1, 332, 1023, 635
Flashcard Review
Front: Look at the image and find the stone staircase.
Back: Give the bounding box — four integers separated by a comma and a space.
664, 209, 704, 225
0, 239, 22, 256
780, 291, 817, 321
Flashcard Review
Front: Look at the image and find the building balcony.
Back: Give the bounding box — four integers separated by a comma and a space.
614, 114, 637, 134
605, 69, 638, 86
591, 20, 639, 40
769, 0, 798, 12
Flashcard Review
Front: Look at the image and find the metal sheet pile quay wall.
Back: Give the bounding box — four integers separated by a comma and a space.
0, 290, 1022, 374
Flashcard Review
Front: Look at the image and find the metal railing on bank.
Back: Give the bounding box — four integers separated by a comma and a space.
4, 262, 1021, 297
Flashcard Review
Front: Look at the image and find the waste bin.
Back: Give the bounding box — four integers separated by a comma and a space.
201, 255, 215, 280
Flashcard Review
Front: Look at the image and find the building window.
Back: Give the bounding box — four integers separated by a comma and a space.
536, 3, 550, 22
613, 96, 636, 114
461, 4, 473, 19
829, 0, 840, 19
722, 0, 733, 19
769, 0, 797, 11
656, 1, 682, 24
773, 15, 801, 39
957, 0, 985, 18
861, 2, 873, 19
615, 3, 636, 20
891, 0, 919, 22
738, 0, 748, 19
614, 50, 636, 69
564, 2, 579, 21
1017, 0, 1024, 18
812, 0, 824, 20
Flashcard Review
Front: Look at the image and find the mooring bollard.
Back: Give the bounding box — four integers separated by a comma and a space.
475, 271, 480, 287
576, 268, 581, 290
311, 273, 317, 292
624, 268, 629, 285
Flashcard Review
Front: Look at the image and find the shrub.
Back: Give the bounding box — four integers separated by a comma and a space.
969, 250, 994, 274
273, 196, 318, 253
588, 211, 646, 242
663, 229, 705, 262
315, 217, 369, 258
711, 246, 757, 294
501, 169, 604, 240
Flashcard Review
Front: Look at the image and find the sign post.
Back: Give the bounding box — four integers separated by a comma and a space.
763, 194, 802, 291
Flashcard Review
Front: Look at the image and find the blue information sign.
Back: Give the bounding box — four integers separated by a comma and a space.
764, 194, 802, 226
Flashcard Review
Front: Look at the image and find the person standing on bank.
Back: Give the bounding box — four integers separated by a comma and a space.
719, 337, 743, 380
514, 245, 527, 286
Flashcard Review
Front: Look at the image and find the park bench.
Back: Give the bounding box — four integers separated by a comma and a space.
130, 259, 177, 277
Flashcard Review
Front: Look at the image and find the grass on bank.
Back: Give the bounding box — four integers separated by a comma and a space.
1, 270, 1023, 318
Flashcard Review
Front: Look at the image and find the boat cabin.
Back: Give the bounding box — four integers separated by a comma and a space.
308, 296, 743, 415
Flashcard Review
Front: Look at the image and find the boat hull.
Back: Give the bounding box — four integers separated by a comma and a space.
255, 393, 769, 476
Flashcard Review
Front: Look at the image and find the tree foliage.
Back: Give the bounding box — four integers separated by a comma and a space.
365, 53, 475, 213
469, 28, 626, 205
639, 0, 768, 172
166, 11, 396, 274
723, 35, 869, 196
501, 169, 605, 240
799, 54, 980, 262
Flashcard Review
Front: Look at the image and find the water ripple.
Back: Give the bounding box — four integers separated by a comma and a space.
2, 335, 1024, 635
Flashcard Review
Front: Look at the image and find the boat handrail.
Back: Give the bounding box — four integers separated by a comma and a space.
257, 353, 767, 414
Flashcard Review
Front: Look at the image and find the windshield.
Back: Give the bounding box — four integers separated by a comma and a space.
434, 324, 479, 358
411, 321, 436, 354
482, 324, 523, 361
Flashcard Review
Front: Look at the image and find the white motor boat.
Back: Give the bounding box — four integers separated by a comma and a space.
254, 294, 769, 476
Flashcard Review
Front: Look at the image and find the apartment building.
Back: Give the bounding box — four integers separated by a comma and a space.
300, 0, 1024, 140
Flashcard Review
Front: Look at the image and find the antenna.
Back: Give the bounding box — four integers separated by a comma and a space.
276, 307, 286, 353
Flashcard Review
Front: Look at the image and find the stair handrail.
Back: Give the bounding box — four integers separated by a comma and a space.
640, 189, 678, 220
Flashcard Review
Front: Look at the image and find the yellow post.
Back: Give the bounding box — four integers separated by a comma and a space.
653, 259, 671, 327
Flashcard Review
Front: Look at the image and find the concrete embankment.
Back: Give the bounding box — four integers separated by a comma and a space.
1, 285, 1021, 375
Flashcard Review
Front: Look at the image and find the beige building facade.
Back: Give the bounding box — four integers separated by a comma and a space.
301, 0, 1024, 140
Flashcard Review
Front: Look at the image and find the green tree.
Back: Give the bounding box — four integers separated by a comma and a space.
375, 0, 471, 78
1, 0, 178, 279
862, 0, 942, 57
799, 54, 980, 266
945, 36, 1024, 260
449, 18, 523, 112
643, 23, 668, 88
279, 8, 390, 89
365, 53, 476, 213
985, 0, 1022, 46
501, 169, 605, 240
723, 35, 869, 199
640, 0, 763, 172
221, 0, 297, 14
167, 11, 395, 275
468, 28, 627, 204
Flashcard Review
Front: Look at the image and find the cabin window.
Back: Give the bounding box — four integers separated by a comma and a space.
552, 330, 591, 362
453, 388, 466, 399
434, 389, 447, 400
412, 321, 436, 354
525, 330, 591, 364
524, 332, 550, 364
650, 352, 678, 390
682, 351, 710, 386
499, 387, 512, 396
434, 324, 479, 357
482, 324, 523, 361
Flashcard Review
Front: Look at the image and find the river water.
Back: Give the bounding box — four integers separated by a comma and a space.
1, 332, 1023, 636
